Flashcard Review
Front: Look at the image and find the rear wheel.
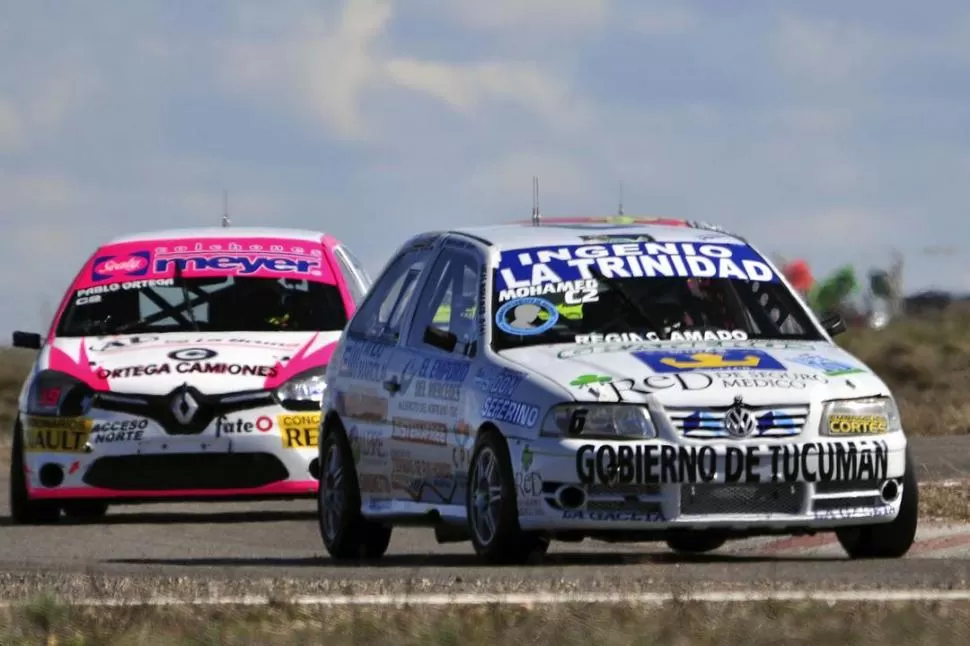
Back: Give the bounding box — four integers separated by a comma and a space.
466, 430, 549, 565
8, 419, 60, 525
836, 448, 919, 559
317, 423, 392, 561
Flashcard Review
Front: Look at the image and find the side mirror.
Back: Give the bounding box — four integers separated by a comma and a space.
423, 326, 458, 353
821, 313, 847, 337
12, 330, 42, 350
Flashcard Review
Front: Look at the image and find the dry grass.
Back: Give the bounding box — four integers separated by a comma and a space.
4, 599, 970, 645
0, 309, 969, 439
921, 481, 970, 521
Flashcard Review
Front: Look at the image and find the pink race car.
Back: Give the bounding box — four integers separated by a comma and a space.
9, 226, 372, 523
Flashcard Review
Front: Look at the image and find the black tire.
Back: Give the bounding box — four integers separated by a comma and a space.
835, 447, 919, 559
665, 532, 727, 554
62, 501, 109, 521
317, 422, 392, 561
8, 419, 61, 525
466, 430, 550, 565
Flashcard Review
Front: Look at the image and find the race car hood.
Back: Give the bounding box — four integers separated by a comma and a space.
41, 331, 341, 395
499, 339, 889, 407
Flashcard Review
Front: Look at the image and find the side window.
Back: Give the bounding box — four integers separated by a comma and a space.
332, 247, 366, 305
348, 250, 429, 341
408, 248, 481, 353
340, 245, 373, 289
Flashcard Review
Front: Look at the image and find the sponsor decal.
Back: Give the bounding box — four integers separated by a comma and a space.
92, 429, 144, 443
167, 348, 217, 361
339, 340, 391, 381
788, 353, 867, 376
90, 334, 301, 353
494, 297, 559, 336
813, 505, 895, 520
718, 371, 827, 389
95, 362, 278, 379
570, 374, 612, 387
498, 278, 600, 303
91, 419, 149, 433
574, 440, 889, 485
348, 425, 387, 463
473, 367, 527, 397
277, 413, 320, 448
391, 418, 449, 446
215, 418, 260, 435
827, 414, 888, 435
478, 263, 487, 338
557, 339, 820, 359
574, 330, 749, 345
496, 242, 777, 293
562, 509, 666, 522
152, 240, 323, 277
522, 445, 535, 471
22, 417, 93, 453
77, 278, 175, 297
255, 416, 273, 432
516, 471, 543, 497
633, 348, 786, 373
337, 390, 388, 421
359, 473, 392, 494
91, 251, 151, 282
481, 396, 541, 428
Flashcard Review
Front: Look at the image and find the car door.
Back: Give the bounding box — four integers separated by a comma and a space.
389, 240, 483, 509
333, 245, 434, 509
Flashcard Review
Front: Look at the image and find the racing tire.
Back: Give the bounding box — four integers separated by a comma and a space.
835, 448, 919, 559
665, 532, 727, 554
316, 423, 392, 561
466, 429, 550, 565
62, 502, 109, 521
8, 419, 61, 525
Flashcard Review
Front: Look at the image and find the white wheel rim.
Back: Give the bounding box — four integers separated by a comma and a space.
469, 446, 503, 546
319, 441, 345, 542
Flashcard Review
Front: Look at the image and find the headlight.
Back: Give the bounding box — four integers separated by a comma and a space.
274, 366, 328, 411
820, 396, 901, 436
540, 404, 658, 440
26, 370, 94, 417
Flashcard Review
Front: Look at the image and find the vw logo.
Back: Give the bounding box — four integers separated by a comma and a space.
723, 403, 756, 438
168, 347, 216, 362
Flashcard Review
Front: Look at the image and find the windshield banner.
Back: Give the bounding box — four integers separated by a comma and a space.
73, 237, 335, 291
496, 242, 778, 295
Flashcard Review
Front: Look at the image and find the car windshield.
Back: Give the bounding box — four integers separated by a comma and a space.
489, 239, 824, 351
56, 275, 348, 337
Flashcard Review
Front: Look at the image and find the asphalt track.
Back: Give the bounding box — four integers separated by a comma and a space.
3, 435, 970, 602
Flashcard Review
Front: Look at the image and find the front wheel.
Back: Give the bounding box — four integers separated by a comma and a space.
835, 448, 919, 559
8, 420, 60, 525
317, 424, 392, 561
466, 430, 549, 564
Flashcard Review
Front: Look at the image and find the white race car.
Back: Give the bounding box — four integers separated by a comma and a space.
316, 216, 918, 564
9, 226, 373, 523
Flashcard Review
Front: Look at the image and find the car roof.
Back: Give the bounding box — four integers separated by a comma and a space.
446, 216, 747, 250
102, 226, 331, 246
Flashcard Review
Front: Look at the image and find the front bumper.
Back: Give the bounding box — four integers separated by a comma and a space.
19, 406, 322, 502
511, 434, 907, 533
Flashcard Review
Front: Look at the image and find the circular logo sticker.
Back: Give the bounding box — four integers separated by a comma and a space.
495, 297, 559, 336
167, 347, 217, 362
255, 416, 273, 432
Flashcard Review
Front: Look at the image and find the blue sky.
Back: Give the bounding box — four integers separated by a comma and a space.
3, 0, 970, 336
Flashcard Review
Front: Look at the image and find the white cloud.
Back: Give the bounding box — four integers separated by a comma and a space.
443, 0, 609, 30
631, 5, 698, 35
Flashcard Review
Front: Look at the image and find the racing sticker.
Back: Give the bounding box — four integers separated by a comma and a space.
167, 348, 218, 361
632, 348, 786, 373
277, 413, 320, 449
495, 297, 559, 336
788, 353, 866, 376
827, 414, 889, 435
22, 416, 93, 453
496, 241, 778, 295
575, 440, 890, 485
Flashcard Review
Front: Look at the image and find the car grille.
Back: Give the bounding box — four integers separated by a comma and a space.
680, 483, 805, 515
82, 452, 290, 490
666, 404, 809, 439
93, 387, 275, 435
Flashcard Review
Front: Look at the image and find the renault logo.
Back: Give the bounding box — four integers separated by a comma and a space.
723, 396, 756, 438
171, 387, 199, 425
